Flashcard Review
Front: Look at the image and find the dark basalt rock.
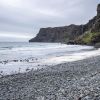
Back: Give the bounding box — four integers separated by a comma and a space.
95, 42, 100, 48
97, 4, 100, 17
91, 4, 100, 32
29, 25, 85, 43
29, 4, 100, 45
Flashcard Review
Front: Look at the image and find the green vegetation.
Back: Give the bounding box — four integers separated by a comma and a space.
82, 32, 96, 44
77, 32, 100, 45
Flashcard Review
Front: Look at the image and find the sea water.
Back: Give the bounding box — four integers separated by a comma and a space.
0, 42, 99, 75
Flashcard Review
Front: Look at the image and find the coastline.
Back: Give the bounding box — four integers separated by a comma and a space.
0, 55, 100, 100
0, 43, 96, 76
0, 2, 99, 100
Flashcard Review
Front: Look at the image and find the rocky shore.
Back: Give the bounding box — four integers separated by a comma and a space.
0, 55, 100, 100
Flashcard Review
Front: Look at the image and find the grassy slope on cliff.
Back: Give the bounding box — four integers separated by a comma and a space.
75, 32, 100, 45
75, 4, 100, 46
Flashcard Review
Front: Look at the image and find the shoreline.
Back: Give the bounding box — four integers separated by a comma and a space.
0, 43, 97, 76
0, 55, 100, 99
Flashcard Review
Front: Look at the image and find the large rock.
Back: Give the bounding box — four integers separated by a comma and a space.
91, 4, 100, 32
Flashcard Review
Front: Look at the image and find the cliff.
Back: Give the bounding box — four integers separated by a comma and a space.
29, 4, 100, 45
29, 25, 85, 42
75, 4, 100, 46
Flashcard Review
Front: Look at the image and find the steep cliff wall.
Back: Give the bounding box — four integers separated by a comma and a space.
29, 25, 85, 42
75, 4, 100, 45
29, 4, 100, 44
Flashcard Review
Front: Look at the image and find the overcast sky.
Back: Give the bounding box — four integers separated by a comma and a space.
0, 0, 99, 42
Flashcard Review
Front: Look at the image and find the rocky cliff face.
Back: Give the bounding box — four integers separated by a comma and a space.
29, 4, 100, 44
74, 4, 100, 45
91, 4, 100, 32
29, 25, 84, 42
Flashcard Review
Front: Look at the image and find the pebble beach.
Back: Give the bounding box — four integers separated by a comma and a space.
0, 55, 100, 100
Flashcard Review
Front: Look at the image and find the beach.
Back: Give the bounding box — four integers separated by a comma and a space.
0, 1, 99, 100
0, 55, 100, 100
0, 42, 96, 76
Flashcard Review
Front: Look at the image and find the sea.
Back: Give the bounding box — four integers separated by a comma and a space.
0, 42, 99, 76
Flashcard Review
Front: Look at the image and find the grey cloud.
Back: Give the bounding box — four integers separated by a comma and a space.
0, 0, 99, 41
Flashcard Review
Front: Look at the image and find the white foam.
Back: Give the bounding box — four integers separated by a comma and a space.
0, 43, 98, 76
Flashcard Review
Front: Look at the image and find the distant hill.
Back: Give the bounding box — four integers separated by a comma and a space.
29, 4, 100, 46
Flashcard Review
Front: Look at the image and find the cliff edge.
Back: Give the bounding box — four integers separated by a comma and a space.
29, 25, 84, 42
29, 4, 100, 45
75, 4, 100, 46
